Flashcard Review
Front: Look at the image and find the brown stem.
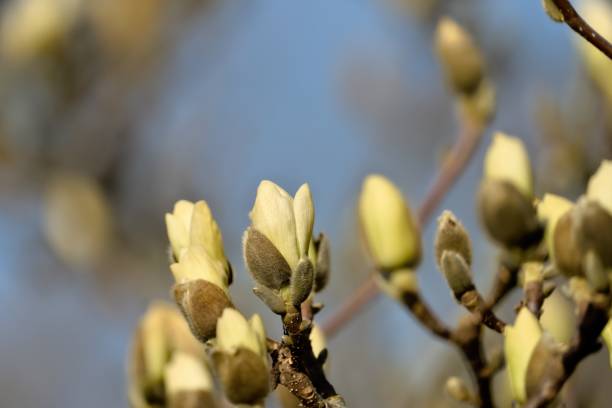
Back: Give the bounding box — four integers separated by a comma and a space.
460, 290, 506, 334
524, 296, 610, 408
551, 0, 612, 60
273, 311, 344, 407
524, 280, 545, 318
322, 120, 485, 338
400, 291, 453, 340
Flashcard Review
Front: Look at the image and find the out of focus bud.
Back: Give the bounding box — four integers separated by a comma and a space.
313, 234, 331, 292
171, 246, 232, 342
358, 175, 421, 270
584, 251, 609, 293
165, 352, 216, 408
540, 290, 576, 344
44, 172, 113, 269
525, 334, 565, 401
576, 0, 612, 106
602, 320, 612, 368
244, 181, 318, 310
128, 302, 205, 408
458, 78, 496, 125
541, 0, 564, 22
435, 18, 484, 95
213, 310, 270, 405
484, 132, 533, 197
445, 376, 474, 404
440, 251, 474, 300
587, 160, 612, 216
537, 194, 573, 260
435, 211, 472, 267
0, 0, 81, 62
478, 133, 541, 248
504, 307, 543, 404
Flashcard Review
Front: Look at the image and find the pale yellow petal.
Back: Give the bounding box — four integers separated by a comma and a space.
587, 160, 612, 215
165, 352, 213, 394
166, 200, 195, 259
190, 200, 227, 264
170, 246, 227, 291
293, 184, 315, 257
484, 132, 533, 197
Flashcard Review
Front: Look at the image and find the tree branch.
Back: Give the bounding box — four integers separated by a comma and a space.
551, 0, 612, 60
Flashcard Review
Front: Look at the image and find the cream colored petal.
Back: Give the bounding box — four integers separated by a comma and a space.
293, 184, 315, 257
537, 193, 573, 258
141, 304, 168, 386
250, 180, 300, 269
504, 308, 542, 403
170, 246, 227, 292
216, 309, 260, 355
484, 132, 533, 197
310, 324, 326, 359
540, 290, 576, 345
190, 200, 227, 264
587, 160, 612, 215
166, 200, 195, 258
248, 314, 268, 359
358, 175, 421, 269
165, 352, 213, 394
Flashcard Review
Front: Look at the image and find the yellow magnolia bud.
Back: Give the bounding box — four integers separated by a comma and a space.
249, 181, 315, 271
484, 132, 533, 198
587, 160, 612, 216
540, 290, 576, 344
170, 246, 228, 292
310, 323, 327, 360
165, 200, 228, 270
541, 0, 564, 22
435, 17, 484, 95
602, 320, 612, 368
358, 175, 421, 270
216, 309, 267, 361
504, 308, 542, 403
165, 352, 213, 396
577, 0, 612, 107
537, 194, 573, 259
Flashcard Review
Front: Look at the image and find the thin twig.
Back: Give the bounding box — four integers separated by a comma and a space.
551, 0, 612, 60
322, 119, 485, 338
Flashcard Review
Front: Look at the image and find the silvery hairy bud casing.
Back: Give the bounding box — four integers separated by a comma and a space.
127, 302, 207, 408
213, 309, 270, 405
478, 132, 542, 249
435, 210, 472, 267
243, 181, 318, 313
166, 201, 233, 342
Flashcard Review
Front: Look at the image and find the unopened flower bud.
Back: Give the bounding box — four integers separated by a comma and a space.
358, 175, 421, 270
243, 227, 292, 290
574, 198, 612, 268
541, 0, 564, 22
525, 334, 565, 401
165, 352, 216, 408
445, 376, 474, 403
173, 280, 232, 342
435, 210, 472, 267
253, 285, 287, 315
478, 180, 542, 249
537, 194, 573, 261
435, 18, 484, 95
552, 209, 583, 277
458, 78, 496, 125
504, 307, 543, 404
484, 132, 533, 198
214, 310, 269, 405
440, 250, 474, 300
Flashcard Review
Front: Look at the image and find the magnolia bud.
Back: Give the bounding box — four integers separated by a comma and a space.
504, 307, 542, 404
243, 227, 292, 290
173, 280, 232, 342
478, 180, 542, 248
165, 352, 216, 408
574, 198, 612, 268
214, 310, 270, 405
435, 17, 484, 95
587, 160, 612, 215
445, 376, 474, 403
484, 132, 533, 198
440, 251, 474, 300
540, 290, 576, 345
458, 78, 496, 125
541, 0, 564, 22
313, 234, 331, 292
537, 194, 573, 261
290, 258, 314, 307
552, 210, 583, 277
358, 174, 421, 270
525, 334, 565, 401
584, 251, 609, 293
435, 211, 472, 267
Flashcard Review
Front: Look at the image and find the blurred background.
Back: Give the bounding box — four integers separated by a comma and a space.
0, 0, 611, 406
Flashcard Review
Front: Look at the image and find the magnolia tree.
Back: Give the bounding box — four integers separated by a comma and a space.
126, 5, 612, 408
